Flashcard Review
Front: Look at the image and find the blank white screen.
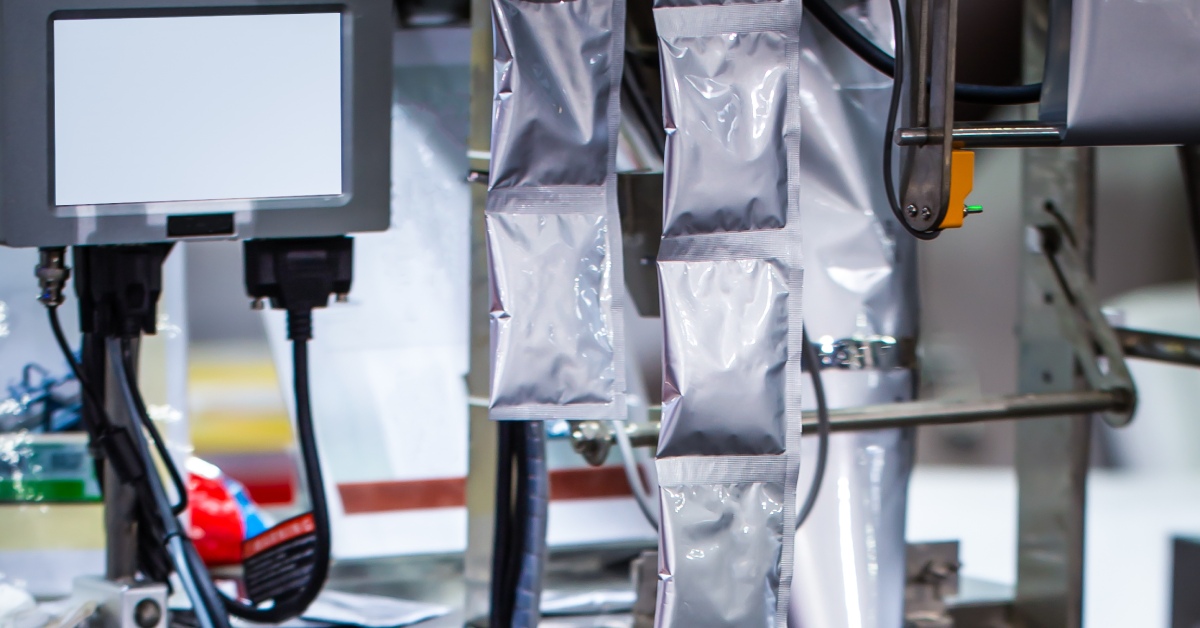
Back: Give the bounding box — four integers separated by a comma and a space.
53, 13, 343, 206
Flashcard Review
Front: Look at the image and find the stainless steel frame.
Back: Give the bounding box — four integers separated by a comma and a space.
1013, 1, 1091, 623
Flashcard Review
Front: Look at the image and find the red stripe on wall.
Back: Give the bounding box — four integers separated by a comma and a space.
337, 466, 634, 515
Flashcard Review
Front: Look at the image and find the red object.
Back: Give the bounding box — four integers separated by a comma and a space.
201, 452, 297, 507
242, 513, 315, 559
187, 469, 247, 567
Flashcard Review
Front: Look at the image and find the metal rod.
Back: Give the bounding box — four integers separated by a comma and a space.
1116, 327, 1200, 368
897, 122, 1065, 148
610, 390, 1125, 449
102, 336, 140, 581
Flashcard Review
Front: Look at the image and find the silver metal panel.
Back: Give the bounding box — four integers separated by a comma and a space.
0, 0, 392, 246
1041, 0, 1200, 145
1016, 0, 1092, 624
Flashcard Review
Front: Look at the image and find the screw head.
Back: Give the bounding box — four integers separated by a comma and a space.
905, 204, 918, 217
920, 207, 932, 219
134, 599, 162, 628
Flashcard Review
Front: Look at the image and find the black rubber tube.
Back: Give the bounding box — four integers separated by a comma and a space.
216, 312, 333, 622
796, 329, 831, 529
805, 0, 1042, 105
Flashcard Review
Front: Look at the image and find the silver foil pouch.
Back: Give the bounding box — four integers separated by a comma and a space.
658, 460, 786, 627
653, 0, 804, 625
486, 0, 628, 420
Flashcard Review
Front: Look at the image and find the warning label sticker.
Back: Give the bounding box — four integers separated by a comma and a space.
241, 512, 317, 605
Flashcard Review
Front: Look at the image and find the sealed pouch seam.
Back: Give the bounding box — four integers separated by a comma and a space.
659, 230, 792, 261
656, 455, 788, 485
653, 3, 801, 38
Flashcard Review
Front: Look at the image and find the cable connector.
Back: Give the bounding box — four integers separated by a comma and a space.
74, 244, 174, 338
36, 247, 70, 308
243, 237, 353, 341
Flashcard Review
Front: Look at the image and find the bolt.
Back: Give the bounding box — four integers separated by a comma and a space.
335, 293, 350, 304
906, 204, 918, 217
134, 599, 162, 628
921, 207, 932, 220
250, 297, 266, 311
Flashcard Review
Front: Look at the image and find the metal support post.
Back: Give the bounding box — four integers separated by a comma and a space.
101, 337, 140, 582
463, 0, 496, 621
1014, 1, 1094, 625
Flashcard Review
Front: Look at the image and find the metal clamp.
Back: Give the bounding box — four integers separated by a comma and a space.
904, 542, 961, 628
815, 336, 917, 371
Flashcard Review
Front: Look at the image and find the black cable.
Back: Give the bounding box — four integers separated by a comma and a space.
112, 337, 231, 628
508, 424, 529, 613
48, 307, 189, 515
512, 422, 548, 626
117, 339, 189, 516
111, 312, 331, 625
214, 310, 333, 623
278, 316, 333, 608
48, 307, 103, 435
489, 421, 518, 627
111, 309, 333, 625
805, 0, 1042, 105
796, 328, 831, 530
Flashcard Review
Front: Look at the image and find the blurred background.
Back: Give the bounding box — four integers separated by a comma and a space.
1, 2, 1198, 625
173, 0, 1198, 474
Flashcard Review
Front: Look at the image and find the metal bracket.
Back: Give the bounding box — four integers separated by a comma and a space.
816, 335, 918, 371
1029, 221, 1137, 426
73, 576, 167, 628
904, 541, 961, 628
899, 0, 957, 234
617, 172, 664, 318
